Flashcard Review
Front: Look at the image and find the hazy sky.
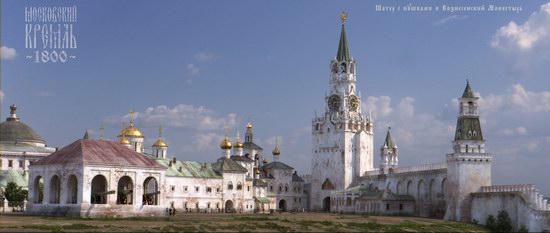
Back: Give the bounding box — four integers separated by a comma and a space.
2, 0, 549, 195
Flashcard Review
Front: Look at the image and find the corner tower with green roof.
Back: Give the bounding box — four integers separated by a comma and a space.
380, 127, 398, 174
445, 80, 492, 222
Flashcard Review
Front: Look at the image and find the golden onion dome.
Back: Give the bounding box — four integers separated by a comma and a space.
152, 138, 168, 148
234, 131, 243, 148
254, 167, 260, 175
272, 146, 281, 156
118, 135, 131, 145
117, 122, 144, 138
246, 122, 252, 129
262, 159, 268, 164
220, 136, 232, 150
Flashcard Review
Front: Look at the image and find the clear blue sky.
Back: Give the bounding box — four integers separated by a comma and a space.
2, 0, 549, 194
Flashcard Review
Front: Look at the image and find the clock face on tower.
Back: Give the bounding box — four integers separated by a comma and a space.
328, 94, 341, 111
349, 95, 359, 111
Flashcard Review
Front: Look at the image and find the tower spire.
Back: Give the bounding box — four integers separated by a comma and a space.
462, 79, 474, 98
336, 11, 351, 62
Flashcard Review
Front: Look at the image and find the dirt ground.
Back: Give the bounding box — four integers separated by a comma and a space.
0, 212, 488, 232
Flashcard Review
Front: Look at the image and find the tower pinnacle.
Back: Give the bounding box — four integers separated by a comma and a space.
336, 12, 351, 62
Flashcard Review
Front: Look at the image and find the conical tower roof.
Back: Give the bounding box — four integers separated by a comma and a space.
382, 127, 397, 149
336, 12, 351, 61
462, 80, 475, 98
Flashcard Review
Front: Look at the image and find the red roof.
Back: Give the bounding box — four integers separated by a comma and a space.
32, 139, 165, 169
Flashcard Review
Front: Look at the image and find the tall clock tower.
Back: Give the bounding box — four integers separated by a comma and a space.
311, 13, 374, 211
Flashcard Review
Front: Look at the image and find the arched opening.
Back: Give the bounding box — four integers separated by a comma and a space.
33, 176, 44, 204
406, 180, 413, 195
396, 181, 402, 195
228, 181, 233, 190
225, 200, 234, 213
143, 177, 158, 205
278, 199, 287, 212
346, 197, 352, 206
429, 179, 436, 200
117, 176, 133, 205
67, 175, 78, 204
323, 196, 331, 212
91, 175, 108, 204
441, 178, 447, 197
417, 180, 425, 200
49, 175, 61, 204
236, 181, 242, 190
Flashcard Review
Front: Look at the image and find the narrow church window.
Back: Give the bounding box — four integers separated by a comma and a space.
216, 186, 221, 192
183, 186, 188, 192
195, 186, 200, 192
399, 204, 403, 210
19, 160, 24, 168
237, 182, 243, 190
285, 185, 289, 192
206, 187, 212, 193
8, 160, 12, 168
386, 203, 390, 210
228, 182, 233, 190
170, 186, 175, 192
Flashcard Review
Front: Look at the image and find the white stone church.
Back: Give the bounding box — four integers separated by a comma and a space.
312, 13, 550, 232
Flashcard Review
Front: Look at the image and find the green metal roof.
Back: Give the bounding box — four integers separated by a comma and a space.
381, 127, 396, 149
255, 197, 270, 203
454, 117, 484, 141
154, 158, 222, 178
211, 157, 248, 174
358, 189, 415, 201
0, 120, 45, 144
462, 80, 475, 98
336, 24, 351, 61
0, 170, 29, 188
344, 185, 370, 194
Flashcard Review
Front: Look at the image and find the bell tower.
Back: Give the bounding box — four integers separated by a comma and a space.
311, 12, 374, 211
445, 80, 492, 222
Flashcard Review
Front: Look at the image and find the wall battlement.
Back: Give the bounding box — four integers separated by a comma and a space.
479, 184, 549, 211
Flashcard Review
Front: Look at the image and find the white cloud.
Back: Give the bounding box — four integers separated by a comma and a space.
138, 104, 237, 131
186, 63, 200, 75
193, 132, 223, 151
480, 84, 550, 115
434, 15, 468, 26
364, 96, 393, 119
1, 46, 16, 60
491, 2, 550, 50
490, 2, 550, 73
0, 90, 4, 103
194, 52, 217, 62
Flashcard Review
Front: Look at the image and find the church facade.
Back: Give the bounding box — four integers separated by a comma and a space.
316, 13, 550, 232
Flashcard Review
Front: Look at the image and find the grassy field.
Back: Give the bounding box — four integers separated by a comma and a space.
0, 212, 488, 232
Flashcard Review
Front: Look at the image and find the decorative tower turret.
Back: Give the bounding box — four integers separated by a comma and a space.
380, 127, 398, 174
311, 12, 374, 211
220, 128, 232, 158
152, 126, 168, 158
445, 80, 492, 222
243, 121, 263, 161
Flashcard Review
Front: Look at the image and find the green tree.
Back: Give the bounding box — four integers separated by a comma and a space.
4, 182, 27, 208
495, 210, 513, 232
518, 224, 529, 233
485, 214, 496, 231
